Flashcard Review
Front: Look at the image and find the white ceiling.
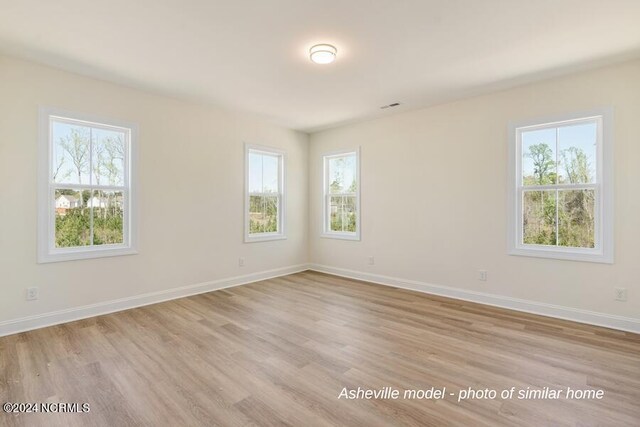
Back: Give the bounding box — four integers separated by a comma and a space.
1, 0, 639, 132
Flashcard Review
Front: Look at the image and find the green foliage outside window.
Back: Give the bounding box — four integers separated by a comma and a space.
55, 208, 91, 247
55, 189, 124, 247
330, 196, 356, 232
328, 155, 357, 233
249, 195, 278, 234
522, 143, 595, 248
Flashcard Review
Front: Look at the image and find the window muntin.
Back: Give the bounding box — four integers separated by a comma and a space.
245, 146, 285, 242
323, 150, 360, 240
38, 109, 136, 263
509, 110, 612, 263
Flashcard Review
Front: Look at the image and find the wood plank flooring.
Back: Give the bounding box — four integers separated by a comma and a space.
1, 271, 639, 426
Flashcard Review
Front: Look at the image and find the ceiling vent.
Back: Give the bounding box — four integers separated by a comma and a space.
380, 102, 401, 109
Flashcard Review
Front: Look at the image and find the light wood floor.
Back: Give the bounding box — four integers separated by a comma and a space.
1, 271, 639, 426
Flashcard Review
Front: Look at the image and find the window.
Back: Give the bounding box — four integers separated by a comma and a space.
322, 149, 360, 240
245, 145, 285, 242
38, 108, 137, 263
508, 109, 613, 263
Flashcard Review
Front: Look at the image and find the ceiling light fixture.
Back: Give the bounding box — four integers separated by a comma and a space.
309, 44, 337, 64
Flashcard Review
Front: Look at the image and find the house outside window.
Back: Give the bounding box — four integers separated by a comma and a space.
38, 107, 137, 263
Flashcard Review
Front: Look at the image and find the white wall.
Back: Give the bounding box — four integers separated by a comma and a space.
2, 53, 638, 334
309, 59, 640, 323
0, 55, 308, 326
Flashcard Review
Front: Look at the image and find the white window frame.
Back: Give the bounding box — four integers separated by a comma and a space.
37, 107, 138, 263
244, 144, 286, 243
507, 108, 613, 263
321, 148, 361, 241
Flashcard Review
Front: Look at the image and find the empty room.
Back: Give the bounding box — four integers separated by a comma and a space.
1, 1, 639, 426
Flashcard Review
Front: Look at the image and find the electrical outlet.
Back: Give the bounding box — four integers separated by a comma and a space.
26, 287, 39, 301
615, 287, 628, 302
238, 257, 245, 267
368, 256, 375, 265
478, 270, 487, 281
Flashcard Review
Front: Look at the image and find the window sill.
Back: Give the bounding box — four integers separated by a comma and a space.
509, 246, 613, 264
38, 246, 138, 264
321, 232, 361, 241
244, 234, 287, 243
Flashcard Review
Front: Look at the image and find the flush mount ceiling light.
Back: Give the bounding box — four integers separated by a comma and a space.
309, 44, 337, 64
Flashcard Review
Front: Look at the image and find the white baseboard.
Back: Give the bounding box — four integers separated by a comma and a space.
309, 264, 640, 334
4, 263, 638, 337
0, 264, 310, 337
